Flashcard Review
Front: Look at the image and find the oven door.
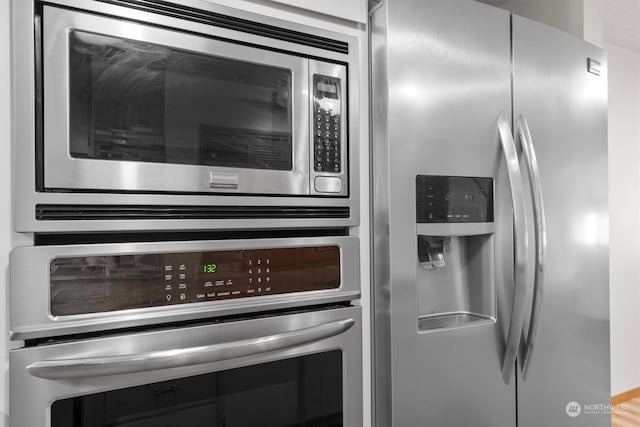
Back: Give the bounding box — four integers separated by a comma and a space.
10, 305, 362, 427
41, 5, 345, 196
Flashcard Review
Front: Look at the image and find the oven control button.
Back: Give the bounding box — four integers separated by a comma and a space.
314, 176, 343, 193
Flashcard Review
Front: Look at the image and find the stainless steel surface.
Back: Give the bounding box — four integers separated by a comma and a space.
372, 2, 609, 426
513, 15, 610, 427
371, 1, 515, 425
416, 222, 495, 237
11, 236, 360, 340
12, 0, 362, 232
417, 312, 494, 330
11, 305, 363, 427
497, 112, 530, 385
27, 318, 355, 379
515, 115, 547, 379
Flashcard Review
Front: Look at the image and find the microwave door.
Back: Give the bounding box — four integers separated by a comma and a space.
42, 6, 311, 195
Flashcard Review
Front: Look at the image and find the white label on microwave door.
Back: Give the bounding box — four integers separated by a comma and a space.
209, 171, 239, 189
314, 176, 343, 193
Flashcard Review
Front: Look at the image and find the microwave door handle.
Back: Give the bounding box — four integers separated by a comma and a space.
497, 112, 530, 385
26, 319, 355, 380
515, 115, 547, 380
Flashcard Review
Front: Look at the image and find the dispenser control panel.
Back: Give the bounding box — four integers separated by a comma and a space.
416, 175, 493, 223
49, 246, 341, 316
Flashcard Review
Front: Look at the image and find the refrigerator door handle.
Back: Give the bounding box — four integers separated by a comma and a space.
515, 115, 547, 380
497, 112, 530, 384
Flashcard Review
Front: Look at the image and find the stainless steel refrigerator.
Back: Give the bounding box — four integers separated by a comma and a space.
370, 1, 610, 426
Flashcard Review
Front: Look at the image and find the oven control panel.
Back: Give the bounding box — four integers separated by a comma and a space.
313, 74, 342, 173
50, 246, 340, 316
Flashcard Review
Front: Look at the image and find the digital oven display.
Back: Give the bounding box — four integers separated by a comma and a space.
49, 246, 341, 316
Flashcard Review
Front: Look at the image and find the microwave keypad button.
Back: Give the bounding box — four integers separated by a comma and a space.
315, 176, 343, 193
313, 75, 342, 173
314, 127, 341, 172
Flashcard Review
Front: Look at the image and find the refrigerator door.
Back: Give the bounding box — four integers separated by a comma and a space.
512, 15, 610, 427
371, 1, 517, 425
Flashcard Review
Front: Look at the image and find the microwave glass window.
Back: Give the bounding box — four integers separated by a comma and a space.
50, 350, 343, 427
68, 31, 293, 170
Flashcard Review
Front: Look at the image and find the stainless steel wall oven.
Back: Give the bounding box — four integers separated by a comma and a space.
9, 235, 362, 426
12, 0, 362, 232
11, 235, 360, 339
10, 1, 364, 425
11, 305, 363, 426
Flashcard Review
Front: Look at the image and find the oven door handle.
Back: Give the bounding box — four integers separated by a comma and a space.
26, 318, 355, 380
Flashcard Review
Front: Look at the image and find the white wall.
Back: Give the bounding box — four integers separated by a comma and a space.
499, 0, 605, 45
606, 42, 640, 396
583, 0, 604, 46
1, 0, 11, 424
501, 0, 585, 38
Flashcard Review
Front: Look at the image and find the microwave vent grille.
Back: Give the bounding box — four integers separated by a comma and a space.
35, 204, 351, 221
94, 0, 350, 54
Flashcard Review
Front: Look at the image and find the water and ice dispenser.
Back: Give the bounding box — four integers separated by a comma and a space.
415, 175, 496, 331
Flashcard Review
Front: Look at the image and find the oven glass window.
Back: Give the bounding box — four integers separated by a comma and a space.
68, 30, 293, 171
51, 351, 342, 426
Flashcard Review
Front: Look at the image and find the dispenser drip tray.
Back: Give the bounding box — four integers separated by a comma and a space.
418, 311, 495, 331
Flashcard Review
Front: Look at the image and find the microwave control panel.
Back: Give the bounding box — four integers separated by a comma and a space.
49, 246, 341, 316
313, 74, 342, 173
416, 175, 494, 223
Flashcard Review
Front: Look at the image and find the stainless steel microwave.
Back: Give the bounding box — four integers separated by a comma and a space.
12, 0, 363, 232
